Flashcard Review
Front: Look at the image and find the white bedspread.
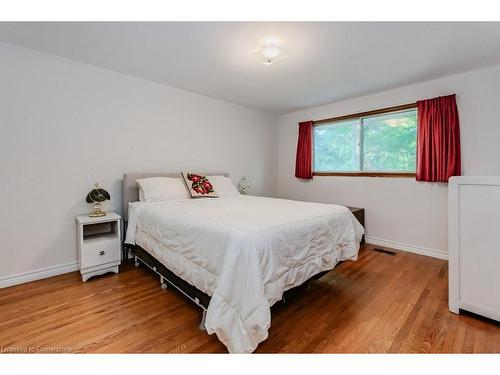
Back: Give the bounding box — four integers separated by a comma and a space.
125, 195, 364, 353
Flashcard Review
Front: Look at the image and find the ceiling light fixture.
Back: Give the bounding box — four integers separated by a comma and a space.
253, 37, 287, 66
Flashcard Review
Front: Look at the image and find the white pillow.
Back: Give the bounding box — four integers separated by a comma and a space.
209, 175, 240, 197
137, 177, 190, 202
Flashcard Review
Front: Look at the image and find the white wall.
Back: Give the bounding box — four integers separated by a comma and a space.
0, 42, 278, 284
278, 64, 500, 258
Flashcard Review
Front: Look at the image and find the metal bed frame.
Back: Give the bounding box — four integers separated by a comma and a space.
126, 243, 210, 329
124, 242, 330, 331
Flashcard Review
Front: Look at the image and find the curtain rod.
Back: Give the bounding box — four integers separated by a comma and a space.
313, 102, 417, 125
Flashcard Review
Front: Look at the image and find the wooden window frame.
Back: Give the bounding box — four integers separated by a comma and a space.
312, 102, 417, 178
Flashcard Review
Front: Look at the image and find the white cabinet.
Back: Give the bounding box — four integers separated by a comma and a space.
449, 176, 500, 321
76, 212, 121, 282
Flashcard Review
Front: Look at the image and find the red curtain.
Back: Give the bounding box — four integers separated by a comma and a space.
295, 121, 314, 179
416, 94, 461, 182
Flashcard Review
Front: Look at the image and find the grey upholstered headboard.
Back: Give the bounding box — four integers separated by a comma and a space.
122, 172, 229, 219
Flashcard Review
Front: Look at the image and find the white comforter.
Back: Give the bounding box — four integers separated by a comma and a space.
125, 195, 364, 353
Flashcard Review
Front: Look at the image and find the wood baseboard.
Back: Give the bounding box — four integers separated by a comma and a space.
0, 261, 78, 288
365, 236, 448, 260
0, 237, 447, 288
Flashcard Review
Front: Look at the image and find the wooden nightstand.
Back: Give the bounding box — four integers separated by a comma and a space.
76, 212, 122, 282
347, 207, 365, 243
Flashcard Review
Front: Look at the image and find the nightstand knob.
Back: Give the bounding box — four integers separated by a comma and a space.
99, 250, 106, 256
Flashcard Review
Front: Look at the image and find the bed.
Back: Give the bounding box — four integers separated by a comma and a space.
122, 173, 364, 353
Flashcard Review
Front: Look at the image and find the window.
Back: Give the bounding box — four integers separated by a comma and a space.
313, 107, 417, 176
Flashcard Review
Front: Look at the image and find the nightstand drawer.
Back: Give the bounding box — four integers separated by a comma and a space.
81, 239, 120, 269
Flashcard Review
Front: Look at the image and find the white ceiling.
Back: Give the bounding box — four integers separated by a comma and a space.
1, 22, 500, 114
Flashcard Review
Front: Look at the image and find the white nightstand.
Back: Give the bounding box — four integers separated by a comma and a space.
76, 212, 122, 282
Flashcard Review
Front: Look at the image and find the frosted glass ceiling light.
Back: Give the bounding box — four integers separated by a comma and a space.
253, 37, 287, 65
261, 43, 282, 65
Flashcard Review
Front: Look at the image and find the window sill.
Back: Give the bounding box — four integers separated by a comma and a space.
313, 172, 416, 178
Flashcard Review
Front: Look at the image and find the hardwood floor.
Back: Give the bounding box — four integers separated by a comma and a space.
0, 244, 498, 353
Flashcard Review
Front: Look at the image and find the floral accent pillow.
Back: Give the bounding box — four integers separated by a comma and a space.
181, 173, 219, 198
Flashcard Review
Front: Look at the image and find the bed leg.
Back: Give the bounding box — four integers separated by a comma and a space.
134, 256, 140, 268
160, 276, 168, 289
199, 309, 207, 331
